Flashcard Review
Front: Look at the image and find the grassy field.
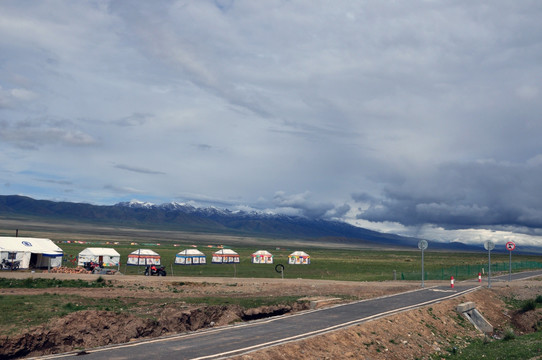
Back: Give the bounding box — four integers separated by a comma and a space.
436, 329, 542, 360
52, 242, 542, 281
1, 217, 541, 281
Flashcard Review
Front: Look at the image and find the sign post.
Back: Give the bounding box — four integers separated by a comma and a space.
484, 240, 495, 288
275, 264, 285, 279
506, 241, 516, 282
418, 240, 428, 288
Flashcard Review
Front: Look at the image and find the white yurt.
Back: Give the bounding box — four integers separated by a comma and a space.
251, 250, 273, 264
127, 249, 161, 266
77, 247, 120, 267
0, 237, 63, 269
288, 251, 310, 265
175, 249, 207, 265
212, 248, 240, 264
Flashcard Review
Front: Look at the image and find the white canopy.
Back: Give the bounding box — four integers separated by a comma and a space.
177, 249, 205, 256
78, 247, 120, 267
289, 251, 310, 257
127, 249, 160, 266
0, 237, 63, 269
175, 249, 206, 265
214, 249, 238, 255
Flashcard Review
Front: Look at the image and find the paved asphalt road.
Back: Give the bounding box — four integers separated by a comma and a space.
43, 270, 542, 360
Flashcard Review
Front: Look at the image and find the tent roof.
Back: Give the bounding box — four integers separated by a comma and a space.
129, 249, 159, 256
177, 249, 205, 256
289, 251, 310, 257
252, 250, 273, 256
0, 237, 63, 256
213, 248, 239, 255
79, 247, 120, 257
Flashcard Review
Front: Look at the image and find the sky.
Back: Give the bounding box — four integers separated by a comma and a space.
1, 1, 542, 247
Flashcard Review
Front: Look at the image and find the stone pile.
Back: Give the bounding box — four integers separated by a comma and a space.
45, 266, 91, 274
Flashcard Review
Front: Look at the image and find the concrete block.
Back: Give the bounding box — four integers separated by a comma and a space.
456, 301, 476, 313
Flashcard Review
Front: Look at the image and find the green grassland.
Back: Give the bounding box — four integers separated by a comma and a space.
436, 330, 542, 360
1, 216, 541, 280
54, 242, 542, 281
2, 218, 541, 282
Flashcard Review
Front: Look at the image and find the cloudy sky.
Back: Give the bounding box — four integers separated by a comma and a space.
1, 1, 542, 246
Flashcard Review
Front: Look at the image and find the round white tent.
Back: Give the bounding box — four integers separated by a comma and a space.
288, 251, 310, 265
175, 249, 206, 265
77, 247, 120, 267
251, 250, 273, 264
212, 248, 240, 264
127, 249, 161, 266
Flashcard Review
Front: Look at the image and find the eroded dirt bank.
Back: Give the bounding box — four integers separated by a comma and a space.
0, 302, 310, 359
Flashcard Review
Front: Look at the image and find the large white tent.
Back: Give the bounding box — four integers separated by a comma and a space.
251, 250, 273, 264
212, 248, 240, 264
77, 247, 120, 267
175, 249, 206, 265
126, 249, 160, 266
288, 251, 311, 265
0, 237, 63, 269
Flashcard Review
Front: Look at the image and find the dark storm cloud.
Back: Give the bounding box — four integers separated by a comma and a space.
356, 160, 542, 229
272, 191, 349, 220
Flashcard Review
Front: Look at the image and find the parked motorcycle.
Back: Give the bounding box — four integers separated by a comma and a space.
1, 258, 20, 270
83, 261, 101, 273
144, 265, 166, 276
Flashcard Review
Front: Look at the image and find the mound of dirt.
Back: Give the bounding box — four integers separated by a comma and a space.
511, 308, 542, 334
0, 302, 308, 359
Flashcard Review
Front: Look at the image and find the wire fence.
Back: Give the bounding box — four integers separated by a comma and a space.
400, 261, 542, 281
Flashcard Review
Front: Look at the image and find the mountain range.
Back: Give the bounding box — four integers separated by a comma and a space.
0, 194, 483, 251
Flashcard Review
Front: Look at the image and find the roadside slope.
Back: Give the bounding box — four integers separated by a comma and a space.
233, 280, 541, 360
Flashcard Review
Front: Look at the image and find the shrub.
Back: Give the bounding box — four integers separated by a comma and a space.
503, 328, 516, 341
522, 299, 537, 312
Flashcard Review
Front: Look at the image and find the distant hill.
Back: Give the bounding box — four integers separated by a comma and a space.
0, 194, 480, 251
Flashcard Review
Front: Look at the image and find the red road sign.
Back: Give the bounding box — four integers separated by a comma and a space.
506, 241, 516, 251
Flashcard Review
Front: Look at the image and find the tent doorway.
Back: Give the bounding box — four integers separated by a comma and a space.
30, 253, 38, 268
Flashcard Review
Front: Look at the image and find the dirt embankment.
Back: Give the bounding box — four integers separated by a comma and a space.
0, 302, 310, 359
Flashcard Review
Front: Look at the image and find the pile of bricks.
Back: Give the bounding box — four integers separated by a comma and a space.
46, 266, 91, 274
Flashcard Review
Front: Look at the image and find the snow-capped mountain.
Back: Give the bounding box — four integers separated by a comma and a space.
115, 200, 276, 219
1, 195, 424, 248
